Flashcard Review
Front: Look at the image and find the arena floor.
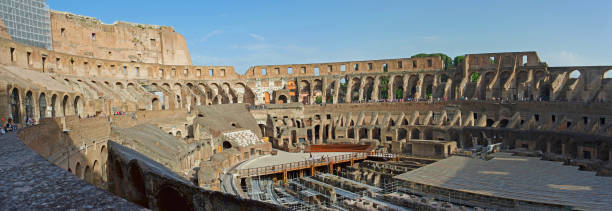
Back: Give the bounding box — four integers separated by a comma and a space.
394, 153, 612, 210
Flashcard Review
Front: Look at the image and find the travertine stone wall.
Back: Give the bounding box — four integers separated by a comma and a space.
50, 11, 192, 66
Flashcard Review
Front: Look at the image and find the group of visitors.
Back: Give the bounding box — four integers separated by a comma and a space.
1, 118, 18, 135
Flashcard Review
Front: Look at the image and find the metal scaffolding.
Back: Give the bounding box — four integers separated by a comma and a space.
0, 0, 52, 49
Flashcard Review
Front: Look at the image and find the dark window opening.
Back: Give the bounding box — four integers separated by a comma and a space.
413, 61, 417, 68
91, 33, 96, 40
583, 151, 591, 159
398, 61, 403, 68
60, 28, 65, 36
10, 47, 15, 62
26, 52, 31, 64
552, 115, 556, 122
534, 114, 540, 121
368, 63, 372, 70
600, 117, 606, 125
583, 116, 588, 124
427, 59, 432, 67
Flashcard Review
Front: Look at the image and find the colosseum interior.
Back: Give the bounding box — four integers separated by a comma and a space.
1, 5, 612, 211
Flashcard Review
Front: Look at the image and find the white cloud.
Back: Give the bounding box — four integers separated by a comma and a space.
248, 33, 265, 41
200, 30, 223, 42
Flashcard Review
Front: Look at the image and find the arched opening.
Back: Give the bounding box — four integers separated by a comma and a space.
398, 128, 407, 140
278, 95, 288, 104
263, 92, 271, 104
411, 129, 421, 139
10, 88, 20, 123
486, 119, 495, 127
392, 76, 403, 100
541, 85, 551, 101
62, 95, 69, 116
359, 128, 368, 139
51, 94, 57, 117
569, 70, 581, 79
363, 77, 375, 101
84, 165, 92, 183
604, 69, 612, 79
25, 91, 34, 122
129, 162, 149, 207
372, 127, 381, 141
151, 98, 160, 111
407, 75, 419, 99
499, 119, 510, 128
92, 160, 101, 186
39, 93, 46, 119
350, 78, 361, 102
75, 162, 82, 178
156, 186, 191, 211
222, 141, 232, 149
73, 96, 81, 117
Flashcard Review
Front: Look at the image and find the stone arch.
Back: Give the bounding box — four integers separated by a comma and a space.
223, 141, 232, 149
263, 92, 271, 104
25, 90, 34, 121
313, 79, 323, 103
569, 69, 581, 79
10, 88, 20, 123
235, 82, 255, 105
128, 161, 149, 207
363, 77, 375, 101
407, 75, 419, 99
115, 81, 124, 89
75, 162, 82, 178
92, 160, 101, 186
50, 94, 57, 117
392, 75, 403, 100
299, 80, 311, 104
156, 186, 191, 211
73, 96, 83, 117
422, 74, 434, 99
604, 69, 612, 79
151, 98, 161, 110
499, 119, 510, 128
62, 95, 69, 117
480, 71, 496, 100
84, 165, 92, 183
411, 128, 421, 139
398, 128, 407, 140
278, 95, 288, 104
326, 80, 336, 103
349, 77, 361, 102
38, 93, 47, 119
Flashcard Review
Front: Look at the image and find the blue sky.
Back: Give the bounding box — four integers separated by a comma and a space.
49, 0, 612, 74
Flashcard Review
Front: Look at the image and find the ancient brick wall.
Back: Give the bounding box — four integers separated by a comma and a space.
50, 11, 192, 66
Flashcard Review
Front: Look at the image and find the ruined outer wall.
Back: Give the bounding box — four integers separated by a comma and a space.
50, 11, 192, 66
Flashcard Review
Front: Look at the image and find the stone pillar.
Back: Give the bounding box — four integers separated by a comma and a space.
387, 75, 395, 101
321, 77, 328, 104
345, 79, 352, 103
333, 79, 340, 104
416, 74, 424, 99
372, 76, 380, 101
358, 78, 365, 102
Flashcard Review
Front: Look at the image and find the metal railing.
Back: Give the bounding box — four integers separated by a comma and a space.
239, 152, 369, 177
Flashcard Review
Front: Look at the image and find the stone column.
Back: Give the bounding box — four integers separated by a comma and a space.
388, 75, 395, 101
416, 74, 424, 99
372, 76, 380, 101
333, 79, 340, 104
